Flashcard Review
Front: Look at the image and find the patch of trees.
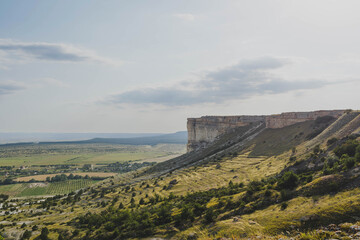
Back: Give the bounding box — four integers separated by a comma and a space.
323, 139, 360, 174
0, 178, 16, 185
98, 161, 155, 173
45, 173, 106, 182
334, 139, 360, 159
77, 208, 156, 239
73, 174, 304, 238
0, 194, 9, 201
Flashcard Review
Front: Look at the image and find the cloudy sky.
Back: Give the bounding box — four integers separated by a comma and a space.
1, 0, 359, 133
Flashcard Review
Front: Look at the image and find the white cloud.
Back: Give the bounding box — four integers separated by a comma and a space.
105, 57, 339, 107
0, 39, 121, 66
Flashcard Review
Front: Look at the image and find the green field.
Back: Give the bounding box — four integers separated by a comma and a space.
0, 179, 97, 197
0, 143, 185, 198
0, 152, 167, 166
0, 143, 185, 167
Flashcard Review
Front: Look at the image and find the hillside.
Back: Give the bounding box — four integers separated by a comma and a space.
1, 111, 360, 239
79, 131, 188, 145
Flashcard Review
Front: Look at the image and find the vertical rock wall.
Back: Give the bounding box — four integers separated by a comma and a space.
187, 110, 345, 152
187, 116, 265, 151
265, 110, 345, 128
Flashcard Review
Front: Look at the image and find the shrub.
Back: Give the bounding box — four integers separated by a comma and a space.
280, 202, 288, 210
280, 189, 292, 201
341, 155, 355, 170
277, 171, 299, 190
21, 230, 32, 240
327, 137, 338, 146
334, 140, 359, 158
204, 208, 217, 224
247, 180, 263, 192
313, 145, 321, 154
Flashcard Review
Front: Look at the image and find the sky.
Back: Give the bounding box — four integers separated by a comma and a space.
0, 0, 359, 133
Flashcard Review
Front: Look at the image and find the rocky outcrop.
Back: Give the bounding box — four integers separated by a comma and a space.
187, 110, 345, 152
187, 116, 265, 151
265, 110, 345, 128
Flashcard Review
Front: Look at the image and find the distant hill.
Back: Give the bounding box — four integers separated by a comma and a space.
0, 131, 188, 146
77, 131, 188, 145
0, 132, 166, 144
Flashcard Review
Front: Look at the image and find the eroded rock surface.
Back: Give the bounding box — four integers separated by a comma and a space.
187, 110, 345, 152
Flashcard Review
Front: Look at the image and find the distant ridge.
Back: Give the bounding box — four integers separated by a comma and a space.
0, 132, 166, 144
0, 131, 188, 146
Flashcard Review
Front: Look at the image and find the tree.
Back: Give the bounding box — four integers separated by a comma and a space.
313, 145, 321, 154
155, 204, 172, 224
36, 227, 49, 240
334, 140, 359, 157
277, 171, 299, 190
20, 230, 32, 240
204, 208, 216, 224
179, 205, 194, 223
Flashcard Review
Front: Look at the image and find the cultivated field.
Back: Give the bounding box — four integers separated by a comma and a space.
15, 172, 117, 182
0, 179, 97, 197
0, 143, 185, 198
0, 143, 186, 167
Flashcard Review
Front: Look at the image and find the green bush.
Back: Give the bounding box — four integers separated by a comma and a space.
277, 171, 299, 190
280, 202, 288, 210
334, 140, 359, 158
327, 137, 338, 146
341, 154, 356, 170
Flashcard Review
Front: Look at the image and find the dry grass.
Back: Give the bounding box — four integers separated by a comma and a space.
166, 152, 289, 195
233, 188, 360, 235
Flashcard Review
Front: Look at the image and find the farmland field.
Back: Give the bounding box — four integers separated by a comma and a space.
0, 143, 185, 167
0, 143, 185, 198
15, 172, 117, 182
0, 179, 98, 197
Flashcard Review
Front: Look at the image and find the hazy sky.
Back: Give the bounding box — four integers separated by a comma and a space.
1, 0, 359, 133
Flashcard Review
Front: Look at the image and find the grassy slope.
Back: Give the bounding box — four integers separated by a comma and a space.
168, 153, 287, 195
248, 120, 316, 157
201, 186, 360, 239
155, 120, 316, 195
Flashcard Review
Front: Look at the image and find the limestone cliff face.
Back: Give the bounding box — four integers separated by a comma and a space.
265, 110, 345, 128
187, 110, 345, 152
187, 116, 265, 151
